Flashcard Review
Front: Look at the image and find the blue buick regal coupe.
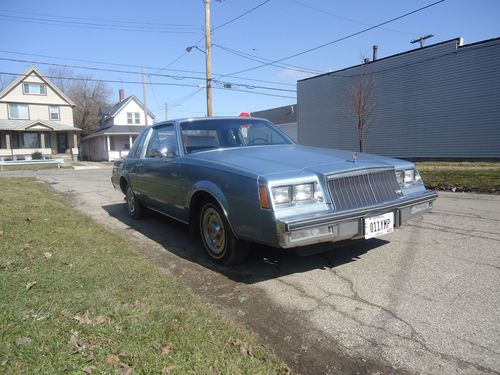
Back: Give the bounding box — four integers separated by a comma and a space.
112, 117, 437, 265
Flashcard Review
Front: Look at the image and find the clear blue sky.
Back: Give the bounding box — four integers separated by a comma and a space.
0, 0, 498, 121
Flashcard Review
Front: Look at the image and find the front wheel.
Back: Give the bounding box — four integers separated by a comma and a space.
126, 184, 144, 219
199, 202, 249, 265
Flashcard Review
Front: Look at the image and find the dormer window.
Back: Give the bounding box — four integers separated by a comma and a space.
23, 82, 47, 95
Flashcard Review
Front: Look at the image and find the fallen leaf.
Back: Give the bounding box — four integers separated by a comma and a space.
3, 261, 15, 272
120, 364, 133, 375
229, 338, 253, 356
0, 230, 4, 236
26, 217, 32, 222
74, 311, 92, 325
86, 353, 95, 362
151, 342, 161, 351
162, 366, 176, 374
69, 330, 83, 352
106, 354, 120, 368
115, 325, 123, 333
26, 281, 37, 291
15, 337, 32, 347
82, 365, 96, 374
43, 252, 53, 259
161, 344, 175, 356
94, 315, 108, 325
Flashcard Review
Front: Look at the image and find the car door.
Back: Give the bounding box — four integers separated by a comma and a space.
125, 128, 150, 194
139, 123, 183, 218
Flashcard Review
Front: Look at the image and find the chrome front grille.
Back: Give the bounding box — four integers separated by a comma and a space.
327, 169, 401, 211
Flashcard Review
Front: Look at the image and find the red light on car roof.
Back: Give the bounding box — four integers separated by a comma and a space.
239, 112, 251, 117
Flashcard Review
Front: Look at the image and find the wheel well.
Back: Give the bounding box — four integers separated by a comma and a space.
188, 191, 218, 236
119, 177, 128, 194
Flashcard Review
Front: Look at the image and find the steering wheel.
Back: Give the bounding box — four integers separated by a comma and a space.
249, 137, 268, 145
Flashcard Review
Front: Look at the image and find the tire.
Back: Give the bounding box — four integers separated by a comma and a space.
199, 202, 249, 265
126, 184, 144, 219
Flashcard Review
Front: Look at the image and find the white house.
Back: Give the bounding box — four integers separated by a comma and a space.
80, 89, 155, 161
0, 66, 80, 160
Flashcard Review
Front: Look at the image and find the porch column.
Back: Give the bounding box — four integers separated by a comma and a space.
5, 133, 11, 149
40, 133, 45, 150
106, 135, 111, 159
73, 133, 78, 149
129, 136, 133, 149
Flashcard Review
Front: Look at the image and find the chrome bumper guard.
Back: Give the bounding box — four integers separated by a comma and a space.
277, 190, 438, 248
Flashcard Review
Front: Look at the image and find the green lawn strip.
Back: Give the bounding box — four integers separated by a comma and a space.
0, 178, 288, 374
419, 168, 500, 193
0, 164, 67, 171
417, 161, 500, 168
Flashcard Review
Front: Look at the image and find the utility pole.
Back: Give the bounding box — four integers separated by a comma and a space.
165, 103, 168, 121
142, 65, 149, 126
204, 0, 213, 117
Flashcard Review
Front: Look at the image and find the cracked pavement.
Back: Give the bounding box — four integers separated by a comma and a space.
2, 168, 499, 374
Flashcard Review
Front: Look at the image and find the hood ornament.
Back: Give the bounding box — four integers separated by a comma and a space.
351, 152, 358, 163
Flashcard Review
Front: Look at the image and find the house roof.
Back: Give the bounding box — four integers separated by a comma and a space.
0, 65, 76, 106
0, 119, 80, 132
81, 125, 145, 140
100, 95, 155, 120
251, 104, 297, 125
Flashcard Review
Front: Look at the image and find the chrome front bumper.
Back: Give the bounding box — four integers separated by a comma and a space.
276, 190, 438, 248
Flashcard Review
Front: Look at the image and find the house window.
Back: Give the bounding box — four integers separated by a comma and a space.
49, 106, 60, 121
134, 113, 140, 124
43, 132, 51, 148
23, 132, 40, 148
23, 83, 46, 95
8, 104, 29, 120
127, 112, 133, 124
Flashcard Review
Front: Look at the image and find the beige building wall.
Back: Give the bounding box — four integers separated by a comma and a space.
27, 104, 74, 125
1, 72, 69, 106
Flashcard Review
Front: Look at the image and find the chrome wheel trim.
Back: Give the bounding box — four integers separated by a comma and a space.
126, 186, 135, 216
201, 206, 226, 258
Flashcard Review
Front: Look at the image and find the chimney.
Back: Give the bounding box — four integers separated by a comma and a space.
373, 45, 378, 61
119, 89, 125, 102
363, 57, 370, 64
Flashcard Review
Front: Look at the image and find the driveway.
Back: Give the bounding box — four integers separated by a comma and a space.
2, 168, 499, 374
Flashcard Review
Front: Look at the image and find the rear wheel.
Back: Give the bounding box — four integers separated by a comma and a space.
126, 184, 144, 219
199, 202, 249, 265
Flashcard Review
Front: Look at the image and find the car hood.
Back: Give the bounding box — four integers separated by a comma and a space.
187, 145, 411, 178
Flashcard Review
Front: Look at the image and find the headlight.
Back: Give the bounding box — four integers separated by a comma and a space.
396, 168, 422, 187
270, 182, 323, 207
271, 186, 292, 204
293, 183, 314, 201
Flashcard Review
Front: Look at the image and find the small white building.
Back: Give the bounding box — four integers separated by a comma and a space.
80, 90, 154, 161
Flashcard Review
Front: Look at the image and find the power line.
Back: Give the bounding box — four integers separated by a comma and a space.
211, 0, 271, 32
0, 56, 296, 93
226, 0, 446, 76
0, 71, 295, 99
0, 14, 199, 34
287, 0, 420, 37
0, 49, 295, 86
0, 9, 200, 28
213, 43, 322, 74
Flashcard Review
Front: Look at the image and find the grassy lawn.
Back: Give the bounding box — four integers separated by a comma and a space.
0, 178, 288, 374
417, 162, 500, 193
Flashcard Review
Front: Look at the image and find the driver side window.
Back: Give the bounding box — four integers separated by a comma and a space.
145, 124, 178, 158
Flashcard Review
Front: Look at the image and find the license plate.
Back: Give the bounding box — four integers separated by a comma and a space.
364, 212, 394, 239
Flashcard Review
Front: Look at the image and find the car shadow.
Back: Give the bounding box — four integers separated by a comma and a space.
103, 203, 389, 284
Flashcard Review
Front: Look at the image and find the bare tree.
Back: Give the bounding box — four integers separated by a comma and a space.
67, 77, 111, 136
0, 74, 15, 91
48, 67, 111, 136
345, 68, 376, 153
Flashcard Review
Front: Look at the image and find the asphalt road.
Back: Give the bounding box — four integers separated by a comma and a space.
2, 167, 499, 374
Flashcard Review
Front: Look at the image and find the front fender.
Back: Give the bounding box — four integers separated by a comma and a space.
188, 180, 231, 219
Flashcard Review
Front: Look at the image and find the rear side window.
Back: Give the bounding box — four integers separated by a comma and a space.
129, 129, 149, 158
145, 124, 178, 158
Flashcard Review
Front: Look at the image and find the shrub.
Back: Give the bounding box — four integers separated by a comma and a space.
32, 151, 43, 160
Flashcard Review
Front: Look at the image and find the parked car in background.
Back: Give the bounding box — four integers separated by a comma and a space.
111, 117, 437, 265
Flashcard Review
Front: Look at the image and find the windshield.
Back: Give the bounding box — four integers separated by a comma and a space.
180, 118, 293, 154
